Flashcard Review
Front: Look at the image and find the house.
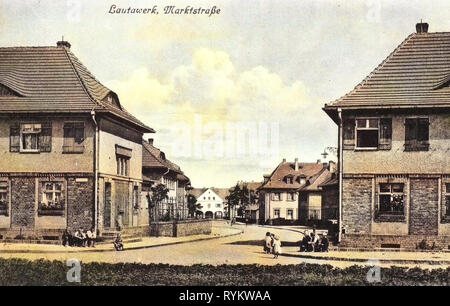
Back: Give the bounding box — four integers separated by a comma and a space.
190, 188, 228, 219
0, 41, 154, 239
258, 158, 336, 225
142, 138, 191, 221
323, 22, 450, 249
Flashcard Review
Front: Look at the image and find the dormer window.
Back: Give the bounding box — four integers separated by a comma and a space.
285, 175, 294, 184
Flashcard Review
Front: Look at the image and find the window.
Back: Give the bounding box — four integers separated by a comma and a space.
116, 156, 129, 176
356, 119, 379, 149
274, 209, 280, 218
0, 181, 8, 215
405, 118, 429, 151
287, 209, 293, 219
216, 203, 221, 208
272, 192, 281, 201
133, 186, 139, 209
286, 176, 294, 184
63, 122, 84, 153
208, 204, 211, 208
377, 183, 405, 221
10, 122, 51, 153
39, 182, 64, 215
443, 184, 450, 221
287, 192, 295, 201
213, 197, 215, 200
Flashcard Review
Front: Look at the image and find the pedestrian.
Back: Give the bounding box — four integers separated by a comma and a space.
113, 233, 124, 251
264, 232, 272, 254
86, 228, 96, 247
272, 235, 282, 259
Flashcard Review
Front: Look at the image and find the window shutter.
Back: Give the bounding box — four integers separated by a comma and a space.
418, 118, 429, 142
39, 122, 52, 152
9, 123, 20, 152
379, 118, 392, 150
343, 118, 355, 150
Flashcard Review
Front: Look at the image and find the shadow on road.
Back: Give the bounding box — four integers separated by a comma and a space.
226, 240, 300, 247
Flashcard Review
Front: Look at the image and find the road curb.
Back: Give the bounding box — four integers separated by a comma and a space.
281, 252, 450, 266
0, 228, 244, 254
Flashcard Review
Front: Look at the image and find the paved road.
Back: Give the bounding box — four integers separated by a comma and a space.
0, 223, 440, 269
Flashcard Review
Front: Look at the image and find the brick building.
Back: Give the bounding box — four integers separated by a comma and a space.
0, 41, 154, 239
323, 23, 450, 249
258, 158, 336, 225
142, 139, 191, 221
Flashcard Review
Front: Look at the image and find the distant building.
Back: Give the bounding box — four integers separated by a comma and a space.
323, 22, 450, 249
235, 181, 262, 222
258, 158, 337, 225
142, 139, 191, 221
190, 188, 229, 219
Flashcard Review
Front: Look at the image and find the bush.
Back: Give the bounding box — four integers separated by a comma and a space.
0, 258, 448, 286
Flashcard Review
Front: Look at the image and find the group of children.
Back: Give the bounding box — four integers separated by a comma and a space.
264, 232, 282, 259
62, 228, 96, 247
299, 230, 329, 252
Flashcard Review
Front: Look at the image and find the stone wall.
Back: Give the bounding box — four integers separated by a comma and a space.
10, 177, 35, 229
149, 219, 212, 237
67, 177, 94, 231
342, 178, 372, 234
340, 234, 450, 250
409, 178, 439, 235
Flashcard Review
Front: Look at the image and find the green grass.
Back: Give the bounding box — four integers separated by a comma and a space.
0, 258, 448, 286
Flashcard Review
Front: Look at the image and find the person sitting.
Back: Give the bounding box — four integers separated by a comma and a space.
309, 232, 318, 252
113, 233, 124, 251
320, 234, 329, 252
85, 228, 96, 247
300, 234, 310, 252
73, 229, 84, 247
62, 229, 70, 247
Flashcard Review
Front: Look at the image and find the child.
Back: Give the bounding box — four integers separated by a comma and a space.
113, 233, 124, 251
264, 232, 272, 254
272, 235, 282, 259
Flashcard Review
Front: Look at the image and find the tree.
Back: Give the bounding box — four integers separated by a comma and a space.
225, 184, 241, 220
187, 194, 202, 218
149, 183, 169, 222
228, 183, 259, 218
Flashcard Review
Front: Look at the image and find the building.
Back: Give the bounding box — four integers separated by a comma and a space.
142, 138, 191, 221
323, 22, 450, 249
0, 41, 154, 239
258, 158, 336, 225
190, 188, 228, 219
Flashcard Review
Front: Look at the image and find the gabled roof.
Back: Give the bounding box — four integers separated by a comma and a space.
142, 139, 182, 173
0, 44, 153, 132
258, 160, 327, 190
324, 30, 450, 122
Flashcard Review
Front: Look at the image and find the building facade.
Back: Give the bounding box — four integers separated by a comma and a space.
0, 41, 154, 239
258, 158, 336, 225
323, 23, 450, 249
191, 188, 228, 219
142, 139, 190, 222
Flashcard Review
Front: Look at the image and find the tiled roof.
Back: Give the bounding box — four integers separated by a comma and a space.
0, 45, 153, 132
318, 175, 338, 187
142, 140, 187, 178
324, 32, 450, 113
258, 161, 327, 190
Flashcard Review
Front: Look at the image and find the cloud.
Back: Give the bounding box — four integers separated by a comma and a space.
106, 47, 334, 187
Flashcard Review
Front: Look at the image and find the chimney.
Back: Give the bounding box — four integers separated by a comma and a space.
282, 158, 286, 163
56, 40, 71, 49
148, 138, 154, 146
317, 159, 321, 164
263, 175, 270, 184
294, 158, 299, 171
328, 161, 337, 174
416, 22, 429, 34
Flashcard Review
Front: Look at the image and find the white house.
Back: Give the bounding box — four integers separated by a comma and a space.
195, 188, 227, 219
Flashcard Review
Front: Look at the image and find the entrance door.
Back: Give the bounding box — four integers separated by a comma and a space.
103, 183, 111, 228
115, 181, 129, 227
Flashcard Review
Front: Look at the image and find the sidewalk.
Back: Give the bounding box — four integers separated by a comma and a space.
0, 226, 243, 254
282, 246, 450, 266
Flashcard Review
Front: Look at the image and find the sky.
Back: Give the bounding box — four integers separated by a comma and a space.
2, 0, 450, 188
